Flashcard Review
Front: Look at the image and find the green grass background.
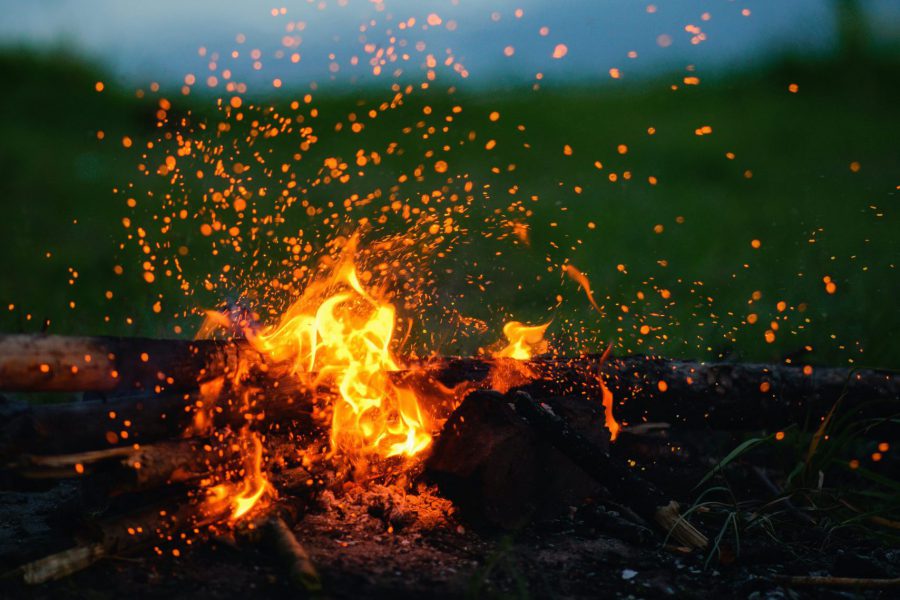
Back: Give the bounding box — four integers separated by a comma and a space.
0, 50, 897, 368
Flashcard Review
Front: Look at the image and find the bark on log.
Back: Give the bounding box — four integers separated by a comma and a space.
0, 334, 263, 393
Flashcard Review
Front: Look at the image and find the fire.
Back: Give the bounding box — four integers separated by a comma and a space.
601, 380, 620, 441
493, 320, 620, 442
203, 430, 274, 521
494, 320, 550, 360
248, 250, 431, 464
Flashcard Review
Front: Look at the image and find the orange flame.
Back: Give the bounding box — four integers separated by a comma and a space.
598, 343, 620, 441
494, 320, 550, 360
600, 380, 620, 441
248, 251, 431, 464
203, 430, 273, 521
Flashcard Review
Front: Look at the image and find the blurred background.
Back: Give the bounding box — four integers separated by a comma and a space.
0, 0, 898, 367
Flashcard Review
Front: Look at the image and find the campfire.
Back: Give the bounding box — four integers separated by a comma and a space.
1, 295, 897, 592
2, 2, 900, 597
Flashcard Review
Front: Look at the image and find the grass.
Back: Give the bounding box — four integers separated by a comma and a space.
0, 49, 898, 368
686, 394, 900, 566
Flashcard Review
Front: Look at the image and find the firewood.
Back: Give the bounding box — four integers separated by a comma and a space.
425, 390, 609, 530
262, 515, 322, 593
597, 356, 900, 430
0, 334, 261, 393
0, 391, 194, 458
18, 543, 106, 585
10, 503, 168, 584
509, 391, 707, 549
1, 393, 182, 458
9, 441, 204, 492
426, 388, 707, 548
2, 334, 896, 431
0, 386, 318, 459
6, 436, 325, 500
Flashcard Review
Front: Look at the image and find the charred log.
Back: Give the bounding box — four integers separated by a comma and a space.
425, 390, 608, 530
1, 335, 896, 433
426, 389, 707, 548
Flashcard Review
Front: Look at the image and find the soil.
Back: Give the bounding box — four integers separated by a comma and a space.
5, 481, 898, 600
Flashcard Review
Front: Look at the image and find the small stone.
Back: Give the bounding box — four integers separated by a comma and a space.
621, 568, 638, 580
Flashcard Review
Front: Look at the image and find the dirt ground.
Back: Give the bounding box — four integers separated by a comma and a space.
7, 482, 897, 600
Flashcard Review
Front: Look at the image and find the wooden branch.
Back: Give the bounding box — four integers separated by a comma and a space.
0, 334, 262, 393
11, 504, 168, 584
426, 355, 900, 429
19, 543, 106, 585
10, 440, 205, 492
596, 356, 900, 430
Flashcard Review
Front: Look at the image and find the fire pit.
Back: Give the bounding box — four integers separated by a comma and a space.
1, 305, 897, 596
2, 2, 900, 598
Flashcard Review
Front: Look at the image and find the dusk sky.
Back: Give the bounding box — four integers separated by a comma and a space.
2, 0, 897, 91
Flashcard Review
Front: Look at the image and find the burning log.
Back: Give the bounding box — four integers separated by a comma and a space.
2, 335, 896, 432
3, 441, 325, 584
1, 354, 896, 464
5, 437, 325, 500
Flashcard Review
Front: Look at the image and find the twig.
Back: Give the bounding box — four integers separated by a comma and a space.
18, 544, 106, 584
10, 505, 164, 584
